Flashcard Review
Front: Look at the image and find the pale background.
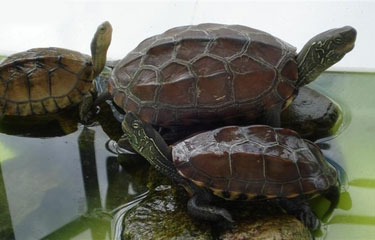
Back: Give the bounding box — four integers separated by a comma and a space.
0, 1, 374, 239
1, 0, 374, 71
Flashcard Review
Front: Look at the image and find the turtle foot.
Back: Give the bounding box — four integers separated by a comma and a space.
296, 205, 320, 231
79, 93, 97, 124
218, 208, 234, 223
187, 193, 235, 223
278, 198, 319, 231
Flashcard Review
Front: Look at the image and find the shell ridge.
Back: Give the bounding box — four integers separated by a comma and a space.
274, 37, 297, 68
113, 23, 299, 128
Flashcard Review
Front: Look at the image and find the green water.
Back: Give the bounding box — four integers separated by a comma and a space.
309, 72, 375, 239
0, 71, 374, 239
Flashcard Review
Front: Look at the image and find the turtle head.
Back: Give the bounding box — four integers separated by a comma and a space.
296, 26, 356, 86
91, 21, 112, 78
122, 112, 171, 162
122, 112, 154, 154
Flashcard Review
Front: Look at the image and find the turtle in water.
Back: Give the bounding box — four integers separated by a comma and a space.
0, 21, 112, 122
122, 112, 339, 229
98, 23, 356, 143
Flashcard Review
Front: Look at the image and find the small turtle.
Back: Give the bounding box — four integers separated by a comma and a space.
122, 112, 339, 229
101, 24, 356, 140
0, 21, 112, 120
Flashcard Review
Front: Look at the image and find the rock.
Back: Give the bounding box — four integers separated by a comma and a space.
281, 86, 341, 141
122, 169, 310, 240
122, 183, 212, 240
220, 214, 310, 240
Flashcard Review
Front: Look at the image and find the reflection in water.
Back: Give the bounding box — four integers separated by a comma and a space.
0, 161, 15, 239
111, 191, 149, 240
329, 215, 375, 225
77, 127, 102, 214
349, 178, 375, 189
0, 108, 80, 138
0, 119, 149, 239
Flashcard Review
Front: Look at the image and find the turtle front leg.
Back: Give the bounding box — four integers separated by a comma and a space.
79, 91, 96, 124
79, 91, 112, 124
278, 198, 319, 230
187, 190, 234, 223
322, 185, 340, 219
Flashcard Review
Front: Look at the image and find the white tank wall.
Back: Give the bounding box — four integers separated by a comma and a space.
0, 0, 373, 71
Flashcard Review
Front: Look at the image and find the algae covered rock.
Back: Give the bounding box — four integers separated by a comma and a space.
281, 86, 341, 140
122, 169, 310, 240
122, 184, 212, 240
220, 207, 310, 240
220, 216, 310, 240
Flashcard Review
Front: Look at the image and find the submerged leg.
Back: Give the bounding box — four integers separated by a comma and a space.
322, 186, 340, 219
187, 191, 234, 223
278, 198, 319, 230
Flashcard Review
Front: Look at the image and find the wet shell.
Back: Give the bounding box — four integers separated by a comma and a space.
110, 23, 298, 127
172, 125, 337, 200
0, 47, 94, 116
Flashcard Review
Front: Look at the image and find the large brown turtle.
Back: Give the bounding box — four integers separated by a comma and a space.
0, 21, 112, 120
103, 24, 355, 140
122, 112, 339, 230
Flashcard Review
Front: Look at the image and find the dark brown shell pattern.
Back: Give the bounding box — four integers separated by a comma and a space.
109, 23, 298, 127
0, 48, 94, 116
172, 125, 337, 200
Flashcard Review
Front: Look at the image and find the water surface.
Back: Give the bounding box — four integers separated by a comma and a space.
0, 71, 374, 239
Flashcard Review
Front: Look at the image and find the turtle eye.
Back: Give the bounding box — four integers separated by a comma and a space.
334, 37, 343, 44
132, 121, 140, 129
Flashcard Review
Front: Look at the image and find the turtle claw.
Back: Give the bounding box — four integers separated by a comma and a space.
219, 209, 234, 223
79, 93, 96, 124
298, 207, 320, 231
278, 198, 320, 230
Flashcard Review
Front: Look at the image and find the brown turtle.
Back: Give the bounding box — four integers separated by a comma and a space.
122, 112, 339, 229
0, 21, 112, 119
103, 24, 355, 140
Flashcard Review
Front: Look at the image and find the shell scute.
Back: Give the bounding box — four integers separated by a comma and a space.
176, 38, 209, 61
0, 47, 93, 116
172, 125, 337, 199
281, 181, 302, 198
247, 40, 283, 66
143, 42, 174, 67
5, 71, 29, 102
197, 72, 233, 106
28, 68, 50, 100
131, 69, 158, 102
231, 152, 265, 181
159, 72, 195, 106
112, 24, 297, 127
245, 125, 277, 146
264, 147, 300, 182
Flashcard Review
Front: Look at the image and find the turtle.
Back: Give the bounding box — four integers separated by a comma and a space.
122, 111, 340, 229
100, 23, 356, 143
0, 21, 112, 120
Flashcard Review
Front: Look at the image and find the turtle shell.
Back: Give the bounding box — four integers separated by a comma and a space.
172, 125, 337, 200
0, 47, 94, 116
110, 23, 298, 127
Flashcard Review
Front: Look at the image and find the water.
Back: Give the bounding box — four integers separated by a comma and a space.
309, 72, 375, 239
0, 71, 374, 239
